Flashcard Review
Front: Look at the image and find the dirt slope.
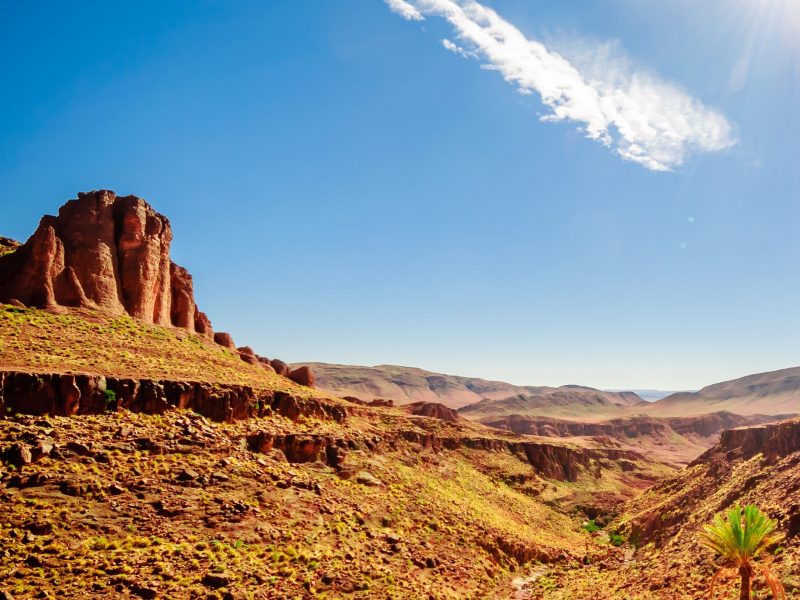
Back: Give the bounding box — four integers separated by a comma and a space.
526, 418, 800, 598
0, 390, 669, 598
0, 305, 308, 396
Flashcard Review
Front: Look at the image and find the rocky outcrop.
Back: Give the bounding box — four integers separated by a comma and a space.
237, 347, 259, 366
0, 190, 213, 338
483, 412, 787, 446
0, 190, 318, 388
397, 429, 643, 482
288, 366, 315, 388
666, 412, 791, 439
257, 357, 276, 373
482, 415, 668, 438
0, 236, 20, 257
694, 417, 800, 465
0, 371, 346, 424
405, 402, 460, 423
270, 359, 290, 377
213, 332, 236, 350
246, 432, 349, 467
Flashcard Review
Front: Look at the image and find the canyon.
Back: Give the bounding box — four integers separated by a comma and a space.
0, 192, 798, 598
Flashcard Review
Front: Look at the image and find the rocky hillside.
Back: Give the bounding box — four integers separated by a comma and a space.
301, 362, 646, 414
529, 418, 800, 598
646, 365, 800, 416
0, 384, 669, 598
5, 191, 799, 599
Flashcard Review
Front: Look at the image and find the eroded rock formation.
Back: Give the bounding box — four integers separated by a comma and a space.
0, 371, 344, 424
405, 401, 460, 423
0, 190, 316, 387
696, 417, 800, 464
288, 366, 315, 388
0, 190, 212, 337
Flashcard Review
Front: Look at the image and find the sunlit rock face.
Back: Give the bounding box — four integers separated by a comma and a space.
0, 190, 213, 338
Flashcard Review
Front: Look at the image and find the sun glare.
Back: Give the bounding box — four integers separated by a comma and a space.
744, 0, 800, 41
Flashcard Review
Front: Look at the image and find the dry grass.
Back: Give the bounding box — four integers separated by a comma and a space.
0, 305, 314, 396
0, 410, 610, 599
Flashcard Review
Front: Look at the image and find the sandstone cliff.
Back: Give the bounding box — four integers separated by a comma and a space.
0, 190, 213, 337
0, 191, 314, 387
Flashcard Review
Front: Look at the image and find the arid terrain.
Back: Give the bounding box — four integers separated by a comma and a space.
1, 192, 799, 599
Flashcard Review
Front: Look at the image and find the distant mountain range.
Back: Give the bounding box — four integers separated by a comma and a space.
607, 389, 683, 402
298, 361, 800, 419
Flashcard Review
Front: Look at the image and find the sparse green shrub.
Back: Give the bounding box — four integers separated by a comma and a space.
609, 533, 625, 547
103, 389, 117, 408
582, 519, 602, 533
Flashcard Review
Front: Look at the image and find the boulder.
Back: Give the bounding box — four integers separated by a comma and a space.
237, 346, 259, 365
405, 402, 460, 423
342, 396, 366, 405
239, 352, 259, 365
193, 308, 213, 338
369, 398, 394, 408
3, 444, 32, 467
355, 471, 382, 487
270, 359, 290, 377
288, 366, 315, 388
213, 332, 236, 349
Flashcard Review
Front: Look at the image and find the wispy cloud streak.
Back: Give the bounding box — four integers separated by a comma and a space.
384, 0, 424, 21
387, 0, 736, 171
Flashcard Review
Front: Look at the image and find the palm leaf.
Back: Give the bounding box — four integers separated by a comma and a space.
699, 504, 786, 599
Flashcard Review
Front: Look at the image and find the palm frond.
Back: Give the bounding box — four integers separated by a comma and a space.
700, 505, 784, 564
757, 562, 787, 600
699, 504, 786, 599
708, 566, 735, 599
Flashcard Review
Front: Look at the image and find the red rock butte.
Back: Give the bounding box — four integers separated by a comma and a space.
0, 189, 317, 388
0, 190, 213, 337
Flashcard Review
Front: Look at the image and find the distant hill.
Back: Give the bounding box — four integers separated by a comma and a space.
645, 365, 800, 416
458, 386, 647, 419
294, 363, 534, 409
298, 362, 647, 413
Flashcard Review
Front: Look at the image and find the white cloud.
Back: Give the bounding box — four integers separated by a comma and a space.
442, 38, 470, 58
387, 0, 736, 171
384, 0, 424, 21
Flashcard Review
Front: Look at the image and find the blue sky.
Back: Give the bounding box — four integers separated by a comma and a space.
1, 0, 798, 390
